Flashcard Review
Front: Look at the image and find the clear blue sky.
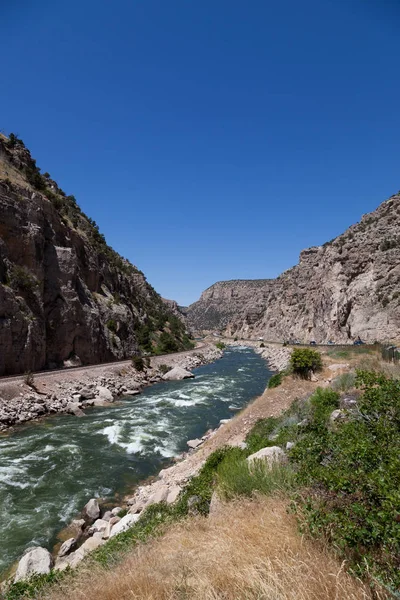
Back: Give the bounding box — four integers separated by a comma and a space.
1, 0, 399, 305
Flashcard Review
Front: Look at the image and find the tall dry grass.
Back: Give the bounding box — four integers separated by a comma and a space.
42, 497, 382, 600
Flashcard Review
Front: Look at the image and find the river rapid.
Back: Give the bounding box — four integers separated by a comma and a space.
0, 347, 271, 576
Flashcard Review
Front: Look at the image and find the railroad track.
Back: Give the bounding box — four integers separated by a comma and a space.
0, 343, 207, 384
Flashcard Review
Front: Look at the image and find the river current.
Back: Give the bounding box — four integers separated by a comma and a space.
0, 347, 271, 575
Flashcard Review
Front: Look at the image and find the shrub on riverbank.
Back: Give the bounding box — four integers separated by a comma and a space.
215, 341, 226, 350
268, 372, 283, 388
290, 348, 322, 378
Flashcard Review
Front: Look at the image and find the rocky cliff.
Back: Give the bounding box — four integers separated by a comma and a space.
0, 133, 191, 375
187, 193, 400, 343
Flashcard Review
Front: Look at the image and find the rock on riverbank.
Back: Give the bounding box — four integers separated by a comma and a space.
228, 341, 292, 372
0, 345, 222, 433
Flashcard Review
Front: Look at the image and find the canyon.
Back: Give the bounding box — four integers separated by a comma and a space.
186, 192, 400, 343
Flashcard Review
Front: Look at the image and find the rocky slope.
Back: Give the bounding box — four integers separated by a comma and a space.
187, 193, 400, 343
0, 133, 191, 375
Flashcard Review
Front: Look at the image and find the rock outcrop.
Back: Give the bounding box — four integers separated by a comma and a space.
0, 133, 192, 375
187, 193, 400, 343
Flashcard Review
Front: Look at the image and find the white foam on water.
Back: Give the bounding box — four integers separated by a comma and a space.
171, 399, 197, 407
102, 424, 122, 445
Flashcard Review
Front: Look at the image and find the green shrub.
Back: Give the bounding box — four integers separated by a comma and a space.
331, 372, 356, 392
290, 348, 322, 379
156, 332, 179, 354
268, 372, 283, 389
290, 372, 400, 590
132, 355, 145, 371
158, 364, 171, 375
215, 342, 226, 350
7, 264, 38, 292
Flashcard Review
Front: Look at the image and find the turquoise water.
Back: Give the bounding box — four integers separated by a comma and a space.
0, 347, 271, 575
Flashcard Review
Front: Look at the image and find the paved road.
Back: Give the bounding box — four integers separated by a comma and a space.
0, 343, 207, 384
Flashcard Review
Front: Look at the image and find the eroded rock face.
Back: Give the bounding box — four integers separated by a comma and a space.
0, 135, 190, 375
187, 193, 400, 343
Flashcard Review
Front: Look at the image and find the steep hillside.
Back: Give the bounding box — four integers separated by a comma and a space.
0, 133, 191, 375
187, 193, 400, 342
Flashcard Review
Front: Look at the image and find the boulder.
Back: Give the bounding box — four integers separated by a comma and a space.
103, 516, 121, 539
162, 366, 194, 381
83, 498, 100, 523
58, 538, 77, 558
102, 510, 113, 522
246, 446, 285, 467
187, 438, 203, 449
111, 506, 123, 516
88, 518, 108, 535
109, 513, 140, 538
286, 441, 295, 450
14, 547, 54, 582
146, 485, 169, 506
66, 402, 85, 417
96, 386, 114, 403
79, 387, 96, 400
166, 485, 181, 504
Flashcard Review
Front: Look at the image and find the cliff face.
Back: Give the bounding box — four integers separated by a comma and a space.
0, 134, 191, 375
187, 193, 400, 343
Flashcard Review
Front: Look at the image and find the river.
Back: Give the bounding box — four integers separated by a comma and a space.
0, 347, 271, 576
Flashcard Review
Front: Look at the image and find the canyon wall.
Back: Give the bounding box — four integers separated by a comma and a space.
187, 193, 400, 343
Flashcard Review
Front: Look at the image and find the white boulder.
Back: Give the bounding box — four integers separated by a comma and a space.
162, 366, 194, 381
15, 547, 53, 582
109, 513, 140, 538
246, 446, 285, 467
83, 498, 100, 522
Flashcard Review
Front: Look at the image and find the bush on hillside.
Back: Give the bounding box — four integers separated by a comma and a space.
132, 355, 145, 371
290, 371, 400, 590
268, 372, 283, 389
215, 342, 226, 350
290, 348, 322, 379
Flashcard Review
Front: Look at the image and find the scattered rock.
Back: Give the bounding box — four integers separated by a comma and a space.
96, 386, 114, 403
111, 506, 123, 516
286, 441, 295, 450
109, 513, 140, 538
88, 518, 108, 535
187, 438, 203, 449
66, 402, 85, 417
83, 498, 100, 523
58, 538, 77, 558
166, 485, 181, 504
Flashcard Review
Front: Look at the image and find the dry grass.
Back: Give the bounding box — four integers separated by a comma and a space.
42, 497, 379, 600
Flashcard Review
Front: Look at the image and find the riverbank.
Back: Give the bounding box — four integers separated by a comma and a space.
1, 345, 271, 583
16, 349, 316, 577
0, 344, 222, 434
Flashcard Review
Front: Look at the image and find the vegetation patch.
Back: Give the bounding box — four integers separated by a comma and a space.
268, 372, 283, 388
290, 348, 322, 379
215, 341, 226, 350
131, 355, 145, 371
